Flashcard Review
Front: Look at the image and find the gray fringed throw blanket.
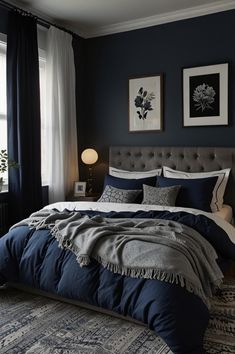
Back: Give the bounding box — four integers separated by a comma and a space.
11, 209, 224, 306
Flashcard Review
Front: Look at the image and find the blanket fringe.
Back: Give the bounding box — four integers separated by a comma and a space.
94, 255, 207, 304
52, 227, 210, 306
77, 255, 90, 267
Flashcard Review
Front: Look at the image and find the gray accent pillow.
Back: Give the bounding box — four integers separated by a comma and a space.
142, 184, 181, 206
98, 185, 141, 203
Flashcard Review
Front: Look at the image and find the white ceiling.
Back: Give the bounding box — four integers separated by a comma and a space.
8, 0, 235, 37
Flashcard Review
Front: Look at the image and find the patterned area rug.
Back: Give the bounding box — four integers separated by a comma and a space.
0, 279, 234, 354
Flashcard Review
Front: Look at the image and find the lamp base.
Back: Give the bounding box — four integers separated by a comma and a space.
87, 167, 94, 193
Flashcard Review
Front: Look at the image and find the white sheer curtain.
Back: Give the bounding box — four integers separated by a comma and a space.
46, 27, 78, 203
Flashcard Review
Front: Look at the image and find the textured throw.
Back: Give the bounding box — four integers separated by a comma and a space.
0, 279, 234, 354
11, 209, 223, 306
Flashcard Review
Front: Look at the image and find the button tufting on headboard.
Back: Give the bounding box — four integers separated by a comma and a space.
110, 146, 235, 212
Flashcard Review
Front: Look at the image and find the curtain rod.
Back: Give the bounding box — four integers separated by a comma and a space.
0, 0, 78, 37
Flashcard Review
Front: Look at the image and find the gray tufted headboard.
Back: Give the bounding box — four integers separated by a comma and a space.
109, 146, 235, 212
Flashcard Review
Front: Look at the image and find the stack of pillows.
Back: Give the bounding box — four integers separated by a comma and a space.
98, 166, 230, 212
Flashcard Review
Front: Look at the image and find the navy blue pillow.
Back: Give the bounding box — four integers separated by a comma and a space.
103, 174, 157, 203
157, 175, 218, 212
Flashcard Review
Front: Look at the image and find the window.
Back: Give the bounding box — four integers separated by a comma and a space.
0, 37, 7, 191
0, 36, 48, 190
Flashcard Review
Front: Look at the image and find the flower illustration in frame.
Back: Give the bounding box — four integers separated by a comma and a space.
129, 74, 163, 132
192, 83, 216, 112
134, 87, 155, 120
183, 63, 228, 127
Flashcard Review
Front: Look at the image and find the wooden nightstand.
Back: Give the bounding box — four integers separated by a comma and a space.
66, 193, 100, 202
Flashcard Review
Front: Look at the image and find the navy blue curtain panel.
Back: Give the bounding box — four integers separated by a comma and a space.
7, 11, 42, 224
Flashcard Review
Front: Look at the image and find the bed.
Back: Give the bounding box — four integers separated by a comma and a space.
1, 146, 235, 354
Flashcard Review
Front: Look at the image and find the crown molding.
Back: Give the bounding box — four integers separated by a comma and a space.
3, 0, 235, 39
83, 0, 235, 38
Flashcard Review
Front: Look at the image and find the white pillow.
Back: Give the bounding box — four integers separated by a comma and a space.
163, 166, 230, 212
109, 167, 162, 179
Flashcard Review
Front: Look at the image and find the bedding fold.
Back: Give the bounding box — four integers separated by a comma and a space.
11, 209, 223, 306
5, 205, 234, 353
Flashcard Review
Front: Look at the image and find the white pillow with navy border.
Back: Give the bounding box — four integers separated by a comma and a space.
109, 167, 162, 179
163, 166, 230, 212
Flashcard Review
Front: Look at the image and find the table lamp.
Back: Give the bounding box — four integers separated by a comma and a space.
81, 148, 98, 193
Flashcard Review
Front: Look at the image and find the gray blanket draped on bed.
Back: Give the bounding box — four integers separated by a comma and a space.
11, 209, 223, 306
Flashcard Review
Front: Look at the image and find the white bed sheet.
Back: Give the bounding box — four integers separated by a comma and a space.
44, 201, 235, 244
215, 204, 233, 223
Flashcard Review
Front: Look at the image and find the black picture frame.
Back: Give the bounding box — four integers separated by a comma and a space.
183, 63, 228, 127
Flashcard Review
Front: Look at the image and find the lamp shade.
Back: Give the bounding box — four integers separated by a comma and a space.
81, 148, 98, 165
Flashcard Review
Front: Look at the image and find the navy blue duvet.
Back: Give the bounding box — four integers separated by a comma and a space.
0, 209, 234, 354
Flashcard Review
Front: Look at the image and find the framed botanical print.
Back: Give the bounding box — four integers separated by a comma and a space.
183, 63, 228, 127
129, 74, 163, 132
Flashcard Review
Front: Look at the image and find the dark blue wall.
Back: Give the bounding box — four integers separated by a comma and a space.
1, 6, 235, 191
82, 10, 235, 186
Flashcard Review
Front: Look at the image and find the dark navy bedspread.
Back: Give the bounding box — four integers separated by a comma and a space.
0, 209, 234, 354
